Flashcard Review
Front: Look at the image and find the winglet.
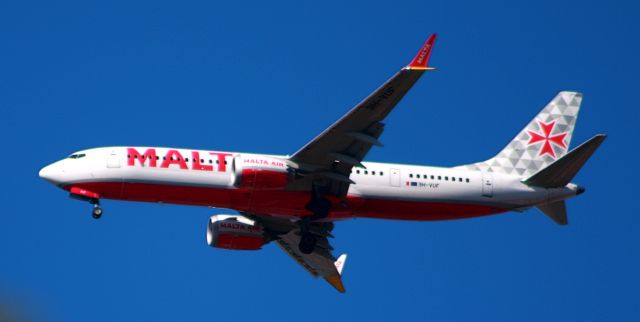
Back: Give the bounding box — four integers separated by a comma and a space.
407, 33, 437, 70
334, 254, 347, 275
324, 254, 348, 293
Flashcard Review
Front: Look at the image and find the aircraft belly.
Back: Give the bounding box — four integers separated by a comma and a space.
346, 181, 509, 220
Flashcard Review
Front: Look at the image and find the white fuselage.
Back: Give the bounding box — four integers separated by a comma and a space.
39, 146, 580, 221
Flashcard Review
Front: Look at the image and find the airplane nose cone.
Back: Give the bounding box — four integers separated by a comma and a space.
39, 164, 62, 185
39, 165, 51, 179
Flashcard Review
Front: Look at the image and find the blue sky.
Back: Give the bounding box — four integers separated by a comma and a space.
1, 0, 639, 321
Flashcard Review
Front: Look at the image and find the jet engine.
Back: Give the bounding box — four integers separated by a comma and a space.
206, 215, 266, 250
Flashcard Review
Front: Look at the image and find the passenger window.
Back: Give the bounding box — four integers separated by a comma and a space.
452, 177, 456, 181
364, 170, 368, 175
438, 176, 441, 180
431, 175, 435, 179
409, 174, 413, 178
445, 176, 449, 181
466, 178, 470, 183
185, 158, 189, 162
201, 159, 204, 163
380, 172, 384, 176
372, 171, 376, 175
459, 178, 462, 182
356, 170, 360, 174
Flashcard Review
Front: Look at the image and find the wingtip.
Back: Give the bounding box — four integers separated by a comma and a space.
407, 33, 437, 69
324, 275, 346, 293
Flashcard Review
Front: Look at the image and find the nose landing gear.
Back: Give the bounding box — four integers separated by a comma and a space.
90, 199, 102, 219
69, 187, 103, 220
92, 204, 103, 219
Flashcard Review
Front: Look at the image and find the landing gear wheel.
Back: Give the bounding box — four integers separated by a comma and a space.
92, 206, 103, 219
305, 197, 332, 220
298, 233, 317, 254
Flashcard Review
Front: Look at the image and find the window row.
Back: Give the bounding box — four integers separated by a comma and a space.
353, 169, 384, 176
409, 173, 470, 183
127, 154, 227, 165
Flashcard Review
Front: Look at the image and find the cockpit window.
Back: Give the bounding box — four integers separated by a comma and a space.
68, 153, 86, 159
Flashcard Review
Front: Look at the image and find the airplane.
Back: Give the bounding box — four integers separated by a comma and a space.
39, 34, 606, 293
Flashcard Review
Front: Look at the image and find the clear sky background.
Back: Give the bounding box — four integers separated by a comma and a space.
1, 0, 639, 321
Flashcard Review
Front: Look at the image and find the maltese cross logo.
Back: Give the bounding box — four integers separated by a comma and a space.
526, 120, 568, 159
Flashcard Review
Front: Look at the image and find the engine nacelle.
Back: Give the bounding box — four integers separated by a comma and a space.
206, 215, 266, 250
232, 155, 291, 190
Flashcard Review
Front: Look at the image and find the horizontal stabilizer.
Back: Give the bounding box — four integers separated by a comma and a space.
524, 134, 606, 188
537, 200, 568, 225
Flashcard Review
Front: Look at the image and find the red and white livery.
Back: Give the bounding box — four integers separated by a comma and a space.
39, 34, 606, 293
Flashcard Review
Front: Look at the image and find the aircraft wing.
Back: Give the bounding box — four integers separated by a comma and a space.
242, 212, 348, 292
288, 34, 437, 197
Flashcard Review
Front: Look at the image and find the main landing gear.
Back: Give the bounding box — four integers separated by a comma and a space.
298, 217, 317, 255
297, 185, 332, 254
90, 199, 103, 220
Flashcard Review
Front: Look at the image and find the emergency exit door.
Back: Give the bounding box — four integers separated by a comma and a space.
482, 172, 493, 197
390, 168, 401, 187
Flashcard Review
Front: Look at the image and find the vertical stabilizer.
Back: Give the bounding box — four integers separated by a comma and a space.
461, 92, 582, 177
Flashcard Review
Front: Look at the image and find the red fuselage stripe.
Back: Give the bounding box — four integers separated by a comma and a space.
65, 181, 507, 221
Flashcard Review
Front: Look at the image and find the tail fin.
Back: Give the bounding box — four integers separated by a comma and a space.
462, 91, 582, 177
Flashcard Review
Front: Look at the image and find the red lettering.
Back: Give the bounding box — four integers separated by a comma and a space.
191, 151, 213, 171
210, 152, 233, 172
127, 148, 157, 167
160, 150, 188, 169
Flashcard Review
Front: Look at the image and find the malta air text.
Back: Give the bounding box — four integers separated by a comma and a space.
127, 148, 233, 172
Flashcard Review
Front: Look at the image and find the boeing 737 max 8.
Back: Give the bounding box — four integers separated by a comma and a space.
39, 34, 606, 292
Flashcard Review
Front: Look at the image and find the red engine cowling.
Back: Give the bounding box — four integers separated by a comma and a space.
240, 168, 290, 190
206, 215, 266, 250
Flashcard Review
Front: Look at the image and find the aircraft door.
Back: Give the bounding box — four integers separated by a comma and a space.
107, 150, 120, 168
390, 168, 401, 187
482, 172, 493, 197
